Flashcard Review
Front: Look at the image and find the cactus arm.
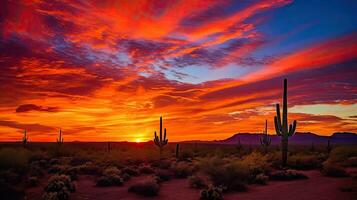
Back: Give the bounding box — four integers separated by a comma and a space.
288, 120, 297, 136
274, 116, 282, 136
276, 104, 282, 130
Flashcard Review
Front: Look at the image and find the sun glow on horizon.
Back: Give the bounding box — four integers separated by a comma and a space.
135, 138, 142, 143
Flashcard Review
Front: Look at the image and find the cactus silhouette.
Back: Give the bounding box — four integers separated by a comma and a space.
153, 116, 168, 158
22, 130, 28, 148
175, 143, 180, 159
274, 78, 297, 167
326, 139, 332, 153
57, 129, 64, 145
236, 138, 243, 153
107, 141, 111, 153
310, 142, 315, 152
260, 120, 271, 153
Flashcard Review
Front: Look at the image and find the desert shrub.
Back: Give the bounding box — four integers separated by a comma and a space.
347, 157, 357, 167
79, 162, 100, 175
200, 186, 223, 200
322, 161, 348, 177
241, 152, 270, 176
29, 151, 49, 163
29, 163, 45, 177
188, 175, 207, 189
171, 162, 194, 178
128, 177, 160, 197
96, 167, 123, 187
49, 159, 60, 165
270, 170, 308, 181
70, 156, 90, 166
0, 148, 31, 171
26, 176, 39, 187
329, 146, 357, 164
288, 154, 321, 170
0, 169, 21, 184
48, 165, 67, 174
139, 165, 155, 174
122, 167, 138, 176
43, 174, 75, 200
266, 151, 281, 168
254, 173, 269, 185
151, 159, 172, 169
155, 169, 173, 182
199, 157, 248, 192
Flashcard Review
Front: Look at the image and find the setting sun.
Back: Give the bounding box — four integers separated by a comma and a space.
135, 138, 142, 143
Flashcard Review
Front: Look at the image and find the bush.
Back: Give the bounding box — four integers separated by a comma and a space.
70, 157, 91, 166
122, 167, 138, 176
241, 152, 270, 176
288, 154, 321, 170
26, 176, 39, 187
155, 169, 173, 182
329, 146, 357, 164
270, 170, 308, 181
254, 174, 269, 185
79, 162, 100, 175
188, 175, 207, 189
200, 186, 223, 200
322, 161, 348, 177
171, 162, 194, 178
128, 177, 160, 196
0, 169, 21, 184
96, 167, 123, 187
151, 159, 172, 169
139, 166, 155, 174
199, 157, 248, 192
43, 175, 75, 200
48, 165, 67, 174
0, 148, 31, 171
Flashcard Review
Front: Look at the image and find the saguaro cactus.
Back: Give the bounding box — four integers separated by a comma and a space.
274, 78, 297, 167
22, 130, 28, 148
326, 139, 332, 153
57, 129, 64, 145
107, 141, 111, 153
260, 120, 271, 153
175, 143, 180, 159
153, 116, 168, 158
236, 138, 242, 153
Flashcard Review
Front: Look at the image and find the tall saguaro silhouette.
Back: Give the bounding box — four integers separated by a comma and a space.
274, 79, 297, 167
153, 116, 168, 159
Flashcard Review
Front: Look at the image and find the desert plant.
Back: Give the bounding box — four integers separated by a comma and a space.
139, 165, 155, 174
57, 129, 64, 145
26, 176, 39, 187
260, 120, 271, 153
326, 140, 332, 154
200, 186, 223, 200
171, 161, 194, 178
322, 161, 348, 177
274, 78, 297, 167
188, 175, 207, 189
153, 116, 168, 159
236, 138, 243, 154
269, 170, 308, 181
128, 177, 160, 196
96, 167, 123, 186
22, 130, 28, 148
254, 173, 269, 185
287, 154, 321, 170
176, 143, 180, 159
155, 169, 173, 182
43, 174, 75, 200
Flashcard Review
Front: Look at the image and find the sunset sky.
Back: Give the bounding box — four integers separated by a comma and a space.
0, 0, 356, 142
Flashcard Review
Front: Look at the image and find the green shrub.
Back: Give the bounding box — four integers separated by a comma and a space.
329, 146, 357, 164
43, 174, 75, 200
188, 175, 207, 189
270, 170, 308, 181
128, 177, 160, 196
322, 161, 348, 177
200, 186, 223, 200
241, 152, 270, 176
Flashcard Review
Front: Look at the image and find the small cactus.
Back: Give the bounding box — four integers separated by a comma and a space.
327, 139, 332, 153
57, 129, 64, 145
236, 138, 243, 153
260, 120, 271, 153
153, 116, 168, 158
274, 78, 297, 167
107, 141, 111, 153
22, 130, 28, 148
175, 143, 180, 159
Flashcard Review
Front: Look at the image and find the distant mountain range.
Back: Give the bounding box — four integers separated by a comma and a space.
184, 132, 357, 145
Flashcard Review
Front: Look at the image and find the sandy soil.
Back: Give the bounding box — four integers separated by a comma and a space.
25, 170, 356, 200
